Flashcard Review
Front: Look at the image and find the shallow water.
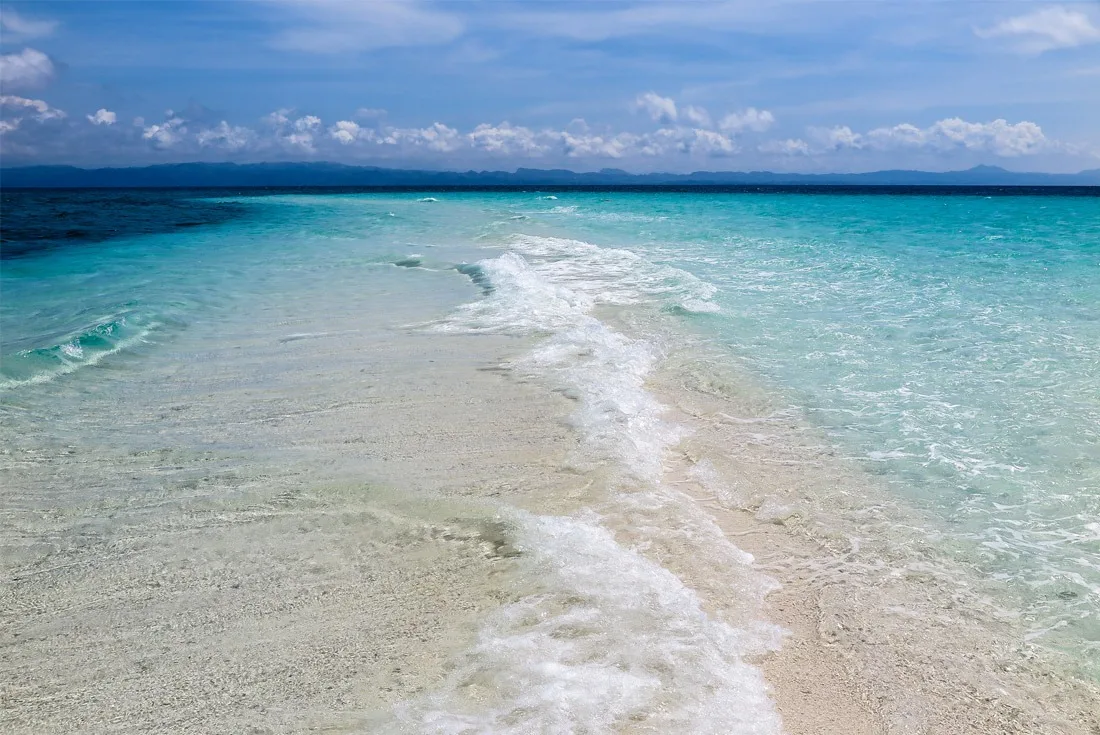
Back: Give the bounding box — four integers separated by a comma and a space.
2, 188, 1098, 732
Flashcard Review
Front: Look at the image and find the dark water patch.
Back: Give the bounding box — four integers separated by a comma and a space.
456, 263, 493, 294
393, 256, 423, 268
0, 190, 253, 259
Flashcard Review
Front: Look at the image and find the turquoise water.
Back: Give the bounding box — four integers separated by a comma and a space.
3, 188, 1099, 725
485, 192, 1100, 662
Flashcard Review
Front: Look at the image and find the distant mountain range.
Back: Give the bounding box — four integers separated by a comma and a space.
2, 162, 1098, 188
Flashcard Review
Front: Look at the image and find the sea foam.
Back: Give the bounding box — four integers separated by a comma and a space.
389, 513, 784, 735
417, 234, 786, 731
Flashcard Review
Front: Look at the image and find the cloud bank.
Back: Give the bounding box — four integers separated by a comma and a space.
0, 90, 1088, 171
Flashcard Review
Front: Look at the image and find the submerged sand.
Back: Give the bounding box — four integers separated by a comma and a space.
3, 261, 1098, 734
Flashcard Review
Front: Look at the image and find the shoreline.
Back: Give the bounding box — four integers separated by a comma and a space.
4, 209, 1098, 732
645, 334, 1100, 734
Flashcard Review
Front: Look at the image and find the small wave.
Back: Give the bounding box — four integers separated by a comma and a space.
539, 195, 558, 200
504, 234, 719, 314
455, 262, 494, 295
439, 235, 720, 479
0, 315, 159, 391
417, 197, 439, 203
392, 255, 423, 268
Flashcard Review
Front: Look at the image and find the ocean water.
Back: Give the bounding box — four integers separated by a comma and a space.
2, 187, 1098, 732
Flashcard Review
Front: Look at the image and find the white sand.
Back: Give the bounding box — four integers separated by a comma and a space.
3, 263, 1097, 734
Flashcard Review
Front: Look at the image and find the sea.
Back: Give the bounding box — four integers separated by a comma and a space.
2, 187, 1098, 734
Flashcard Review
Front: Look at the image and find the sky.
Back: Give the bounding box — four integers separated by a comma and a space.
1, 0, 1098, 173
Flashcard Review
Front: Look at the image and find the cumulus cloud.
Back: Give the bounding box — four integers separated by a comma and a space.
196, 121, 255, 151
260, 108, 326, 151
977, 6, 1100, 54
681, 105, 712, 127
1, 99, 1076, 168
759, 138, 810, 156
685, 128, 738, 155
143, 117, 187, 148
1, 93, 64, 119
812, 118, 1049, 157
719, 107, 775, 133
559, 129, 638, 159
813, 124, 862, 151
633, 93, 774, 137
0, 47, 55, 90
0, 7, 58, 40
467, 122, 547, 156
381, 122, 462, 152
634, 92, 678, 124
321, 113, 741, 161
294, 115, 321, 131
0, 94, 63, 140
330, 120, 367, 145
263, 107, 293, 126
87, 108, 117, 126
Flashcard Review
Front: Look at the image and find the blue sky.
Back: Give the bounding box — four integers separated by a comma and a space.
1, 0, 1098, 172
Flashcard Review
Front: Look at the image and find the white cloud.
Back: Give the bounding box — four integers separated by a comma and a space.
0, 7, 58, 40
263, 108, 293, 126
2, 97, 1076, 168
293, 114, 321, 132
87, 108, 117, 126
682, 105, 712, 127
330, 120, 366, 145
977, 6, 1100, 54
0, 93, 64, 120
813, 118, 1050, 157
355, 107, 387, 119
719, 107, 775, 133
143, 117, 187, 148
260, 108, 325, 150
916, 118, 1047, 156
196, 121, 255, 151
759, 138, 810, 156
686, 128, 738, 155
285, 132, 314, 150
382, 122, 462, 152
633, 94, 771, 137
559, 130, 638, 159
813, 125, 862, 150
634, 92, 678, 123
0, 47, 54, 90
467, 122, 548, 156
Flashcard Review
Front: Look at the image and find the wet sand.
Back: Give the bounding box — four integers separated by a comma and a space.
650, 342, 1100, 735
3, 262, 1098, 734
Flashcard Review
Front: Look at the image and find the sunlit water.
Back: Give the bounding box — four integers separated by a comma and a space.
2, 188, 1098, 730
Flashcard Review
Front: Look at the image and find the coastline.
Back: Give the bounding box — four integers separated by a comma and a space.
3, 194, 1098, 733
0, 257, 887, 733
645, 334, 1100, 734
